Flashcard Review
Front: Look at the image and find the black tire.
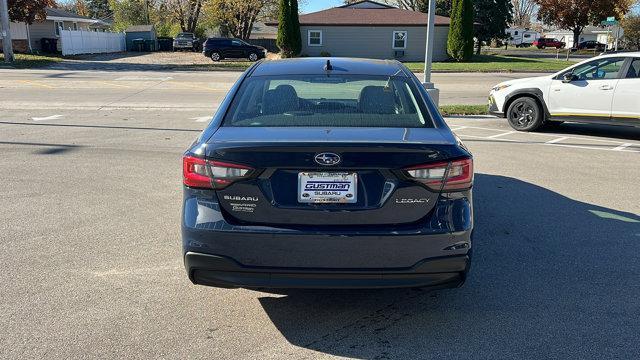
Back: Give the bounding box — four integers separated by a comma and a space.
248, 52, 258, 62
506, 97, 544, 132
210, 51, 222, 62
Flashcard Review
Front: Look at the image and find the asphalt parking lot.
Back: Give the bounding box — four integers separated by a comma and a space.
1, 68, 639, 359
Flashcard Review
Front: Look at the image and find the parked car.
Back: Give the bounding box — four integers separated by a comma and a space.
202, 38, 267, 62
576, 40, 606, 51
533, 38, 565, 49
182, 58, 474, 290
489, 52, 640, 131
173, 33, 201, 52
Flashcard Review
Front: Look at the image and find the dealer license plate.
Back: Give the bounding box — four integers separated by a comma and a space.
298, 172, 357, 203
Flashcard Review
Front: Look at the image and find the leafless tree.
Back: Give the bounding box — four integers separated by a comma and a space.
168, 0, 204, 33
511, 0, 537, 27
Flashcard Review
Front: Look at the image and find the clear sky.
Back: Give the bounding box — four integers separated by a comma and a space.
301, 0, 345, 14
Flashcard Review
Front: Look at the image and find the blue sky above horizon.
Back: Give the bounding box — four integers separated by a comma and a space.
300, 0, 345, 14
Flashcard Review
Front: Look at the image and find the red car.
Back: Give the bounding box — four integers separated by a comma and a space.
533, 38, 566, 49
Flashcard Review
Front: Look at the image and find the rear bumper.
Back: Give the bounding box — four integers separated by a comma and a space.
185, 252, 469, 289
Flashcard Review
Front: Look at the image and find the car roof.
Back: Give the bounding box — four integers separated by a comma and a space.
250, 58, 407, 77
597, 51, 640, 58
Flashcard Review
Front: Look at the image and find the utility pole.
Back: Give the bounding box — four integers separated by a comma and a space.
0, 0, 14, 63
422, 0, 439, 106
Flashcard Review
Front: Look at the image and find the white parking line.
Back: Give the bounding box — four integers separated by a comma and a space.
32, 115, 64, 121
115, 76, 173, 81
612, 143, 633, 151
191, 116, 211, 123
486, 131, 516, 139
545, 137, 568, 144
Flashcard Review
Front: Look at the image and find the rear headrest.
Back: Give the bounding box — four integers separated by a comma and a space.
358, 86, 396, 114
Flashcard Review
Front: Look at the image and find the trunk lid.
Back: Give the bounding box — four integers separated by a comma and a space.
205, 127, 464, 227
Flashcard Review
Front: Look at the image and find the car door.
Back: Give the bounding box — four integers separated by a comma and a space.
547, 57, 626, 122
228, 40, 245, 58
610, 57, 640, 125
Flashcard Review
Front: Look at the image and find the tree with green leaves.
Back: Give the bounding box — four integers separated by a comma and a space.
535, 0, 633, 47
276, 0, 300, 57
474, 0, 512, 54
87, 0, 114, 19
622, 14, 640, 50
289, 0, 301, 55
447, 0, 474, 61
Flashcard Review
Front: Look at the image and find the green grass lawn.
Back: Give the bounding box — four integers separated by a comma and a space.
439, 104, 488, 116
0, 53, 64, 68
404, 54, 571, 73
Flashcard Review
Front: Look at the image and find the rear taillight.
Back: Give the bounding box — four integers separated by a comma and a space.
404, 158, 473, 191
183, 156, 253, 189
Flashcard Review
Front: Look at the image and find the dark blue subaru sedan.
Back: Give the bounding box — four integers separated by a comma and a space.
182, 58, 473, 289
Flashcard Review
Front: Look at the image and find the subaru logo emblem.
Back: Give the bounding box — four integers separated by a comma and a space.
314, 152, 341, 166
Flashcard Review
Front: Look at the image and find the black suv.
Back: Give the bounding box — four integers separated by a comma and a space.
203, 38, 267, 62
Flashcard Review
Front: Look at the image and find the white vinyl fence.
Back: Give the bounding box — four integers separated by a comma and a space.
59, 29, 126, 55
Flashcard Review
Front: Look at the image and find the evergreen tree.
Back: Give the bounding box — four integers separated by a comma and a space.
447, 0, 474, 61
290, 0, 301, 56
474, 0, 513, 53
276, 0, 292, 56
276, 0, 301, 57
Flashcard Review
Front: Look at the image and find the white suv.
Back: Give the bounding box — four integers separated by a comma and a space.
489, 52, 640, 131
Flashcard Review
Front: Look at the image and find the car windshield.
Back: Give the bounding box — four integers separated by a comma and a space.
176, 33, 192, 38
223, 74, 433, 128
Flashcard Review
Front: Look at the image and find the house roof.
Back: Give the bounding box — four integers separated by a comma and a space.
46, 7, 95, 22
266, 2, 450, 27
125, 25, 155, 32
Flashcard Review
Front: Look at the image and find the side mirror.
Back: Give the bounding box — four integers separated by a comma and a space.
562, 73, 576, 83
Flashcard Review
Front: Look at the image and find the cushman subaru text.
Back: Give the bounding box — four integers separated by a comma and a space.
182, 58, 474, 289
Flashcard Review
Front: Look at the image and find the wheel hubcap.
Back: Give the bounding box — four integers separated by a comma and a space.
212, 53, 220, 61
510, 102, 536, 128
250, 54, 257, 61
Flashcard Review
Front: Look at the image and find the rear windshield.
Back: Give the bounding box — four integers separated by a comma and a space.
222, 74, 433, 128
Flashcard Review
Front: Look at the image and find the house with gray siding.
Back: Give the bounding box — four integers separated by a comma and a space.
266, 0, 451, 62
2, 8, 98, 53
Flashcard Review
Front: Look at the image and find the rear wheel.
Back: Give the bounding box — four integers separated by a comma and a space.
248, 52, 258, 62
210, 52, 221, 62
506, 97, 544, 132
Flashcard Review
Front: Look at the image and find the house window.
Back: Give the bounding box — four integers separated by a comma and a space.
514, 31, 519, 35
73, 22, 78, 31
393, 31, 407, 49
308, 30, 322, 46
54, 21, 64, 36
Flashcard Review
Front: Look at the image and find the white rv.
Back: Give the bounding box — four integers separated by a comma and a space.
506, 28, 541, 47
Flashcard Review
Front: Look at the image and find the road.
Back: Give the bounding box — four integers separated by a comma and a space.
1, 68, 639, 359
0, 68, 543, 107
